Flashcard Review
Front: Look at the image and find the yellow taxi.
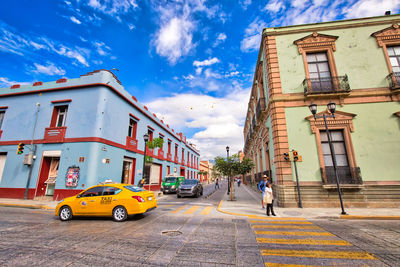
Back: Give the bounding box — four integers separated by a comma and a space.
55, 183, 157, 222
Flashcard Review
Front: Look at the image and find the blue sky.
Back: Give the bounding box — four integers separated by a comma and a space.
1, 0, 399, 160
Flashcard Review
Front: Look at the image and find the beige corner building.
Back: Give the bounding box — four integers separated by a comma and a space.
243, 14, 400, 208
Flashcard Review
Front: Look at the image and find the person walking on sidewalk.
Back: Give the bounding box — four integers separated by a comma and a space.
258, 175, 269, 209
215, 178, 220, 189
264, 183, 276, 216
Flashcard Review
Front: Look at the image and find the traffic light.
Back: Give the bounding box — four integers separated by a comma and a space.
283, 152, 290, 161
17, 143, 24, 154
293, 150, 299, 161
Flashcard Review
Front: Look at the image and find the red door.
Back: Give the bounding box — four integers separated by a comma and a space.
180, 167, 185, 178
36, 157, 51, 197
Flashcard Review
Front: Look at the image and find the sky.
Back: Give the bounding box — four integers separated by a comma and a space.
1, 0, 399, 160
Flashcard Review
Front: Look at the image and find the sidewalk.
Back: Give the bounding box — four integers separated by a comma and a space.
218, 183, 400, 220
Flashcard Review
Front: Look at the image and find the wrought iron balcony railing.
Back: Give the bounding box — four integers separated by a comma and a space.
386, 72, 400, 90
320, 166, 362, 185
256, 97, 266, 119
303, 75, 350, 95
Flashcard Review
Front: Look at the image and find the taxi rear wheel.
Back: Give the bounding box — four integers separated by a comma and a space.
113, 206, 127, 222
59, 206, 72, 221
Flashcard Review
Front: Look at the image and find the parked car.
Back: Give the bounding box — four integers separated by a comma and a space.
55, 183, 157, 222
161, 175, 185, 194
177, 179, 203, 198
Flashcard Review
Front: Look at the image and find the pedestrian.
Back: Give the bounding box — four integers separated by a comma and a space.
264, 183, 276, 216
215, 178, 219, 189
237, 178, 241, 187
138, 178, 144, 188
258, 175, 269, 209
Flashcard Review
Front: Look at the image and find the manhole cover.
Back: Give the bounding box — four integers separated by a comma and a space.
161, 230, 182, 237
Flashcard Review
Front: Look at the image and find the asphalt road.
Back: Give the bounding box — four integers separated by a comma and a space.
0, 181, 399, 266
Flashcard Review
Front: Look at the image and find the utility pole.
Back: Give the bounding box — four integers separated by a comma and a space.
24, 103, 40, 200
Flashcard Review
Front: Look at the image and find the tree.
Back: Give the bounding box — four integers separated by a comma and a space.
214, 154, 254, 200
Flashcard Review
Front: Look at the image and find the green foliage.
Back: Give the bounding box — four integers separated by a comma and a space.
198, 170, 208, 176
214, 154, 254, 177
145, 155, 153, 163
147, 137, 164, 149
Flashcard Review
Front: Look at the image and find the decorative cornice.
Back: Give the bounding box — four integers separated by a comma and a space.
294, 32, 338, 54
306, 110, 356, 133
371, 23, 400, 47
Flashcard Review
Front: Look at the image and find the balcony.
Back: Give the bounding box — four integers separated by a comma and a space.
158, 149, 164, 159
303, 75, 350, 96
167, 153, 172, 161
44, 127, 66, 143
256, 98, 266, 119
320, 166, 363, 187
126, 136, 138, 151
386, 72, 400, 90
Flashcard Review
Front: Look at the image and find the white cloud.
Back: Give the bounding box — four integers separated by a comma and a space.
152, 0, 221, 64
193, 57, 220, 67
213, 33, 227, 47
0, 77, 30, 88
94, 41, 111, 56
240, 0, 252, 10
154, 16, 194, 65
145, 89, 250, 160
55, 45, 90, 66
32, 62, 66, 76
128, 23, 135, 30
263, 0, 285, 13
240, 17, 266, 52
87, 0, 138, 15
343, 0, 400, 18
70, 16, 82, 24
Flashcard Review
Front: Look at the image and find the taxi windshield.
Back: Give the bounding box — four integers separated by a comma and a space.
124, 186, 146, 192
164, 177, 177, 183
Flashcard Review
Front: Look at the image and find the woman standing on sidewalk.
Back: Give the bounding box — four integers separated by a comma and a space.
264, 183, 276, 216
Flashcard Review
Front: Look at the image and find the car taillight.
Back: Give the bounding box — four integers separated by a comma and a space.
132, 196, 145, 202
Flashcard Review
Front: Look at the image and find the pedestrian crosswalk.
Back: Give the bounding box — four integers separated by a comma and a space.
251, 217, 378, 266
160, 204, 215, 216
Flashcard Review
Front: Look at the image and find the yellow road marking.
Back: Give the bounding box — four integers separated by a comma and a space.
200, 206, 214, 215
248, 216, 306, 221
170, 205, 187, 213
184, 205, 201, 214
257, 238, 351, 246
255, 231, 333, 236
251, 220, 312, 225
163, 204, 173, 208
261, 249, 377, 260
253, 225, 322, 230
265, 263, 323, 267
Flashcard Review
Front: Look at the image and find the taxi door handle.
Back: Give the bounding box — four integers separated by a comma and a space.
113, 199, 118, 201
90, 200, 95, 202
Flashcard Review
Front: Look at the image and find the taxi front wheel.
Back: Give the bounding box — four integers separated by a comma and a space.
113, 206, 127, 222
59, 206, 72, 221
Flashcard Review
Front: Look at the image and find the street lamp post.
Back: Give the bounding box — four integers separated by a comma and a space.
226, 146, 230, 195
308, 102, 346, 215
142, 133, 149, 190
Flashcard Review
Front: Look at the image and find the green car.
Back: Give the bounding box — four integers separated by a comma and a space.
161, 175, 185, 194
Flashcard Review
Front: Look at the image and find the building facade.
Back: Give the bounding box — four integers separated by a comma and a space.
0, 70, 200, 200
199, 160, 214, 183
244, 15, 400, 208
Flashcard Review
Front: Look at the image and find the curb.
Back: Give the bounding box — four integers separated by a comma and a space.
216, 200, 400, 221
0, 203, 55, 210
340, 215, 400, 220
216, 200, 306, 220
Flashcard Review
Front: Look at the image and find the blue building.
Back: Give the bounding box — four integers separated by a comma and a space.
0, 70, 200, 200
